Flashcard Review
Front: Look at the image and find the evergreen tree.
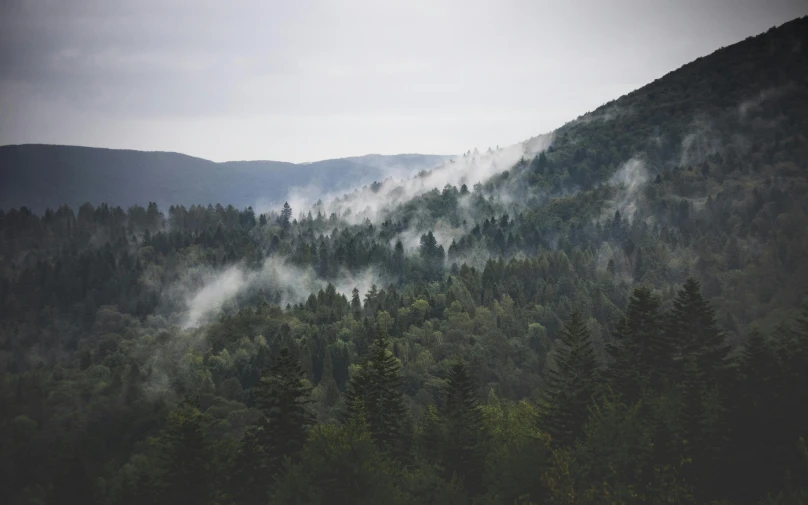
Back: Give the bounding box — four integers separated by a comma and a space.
606, 286, 668, 404
443, 360, 484, 494
254, 347, 314, 475
539, 309, 601, 447
229, 424, 267, 505
351, 287, 362, 319
345, 323, 410, 458
155, 401, 214, 505
278, 202, 292, 230
394, 240, 405, 285
665, 278, 730, 384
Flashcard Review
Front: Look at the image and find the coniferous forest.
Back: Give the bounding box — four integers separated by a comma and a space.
2, 15, 808, 505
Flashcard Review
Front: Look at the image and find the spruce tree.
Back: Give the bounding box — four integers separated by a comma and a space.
229, 424, 268, 505
254, 347, 314, 474
345, 323, 410, 458
539, 309, 601, 447
665, 278, 730, 384
278, 202, 292, 229
443, 360, 484, 494
607, 286, 668, 404
351, 287, 362, 319
155, 401, 214, 505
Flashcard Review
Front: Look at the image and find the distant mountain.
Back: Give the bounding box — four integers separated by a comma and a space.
0, 145, 451, 212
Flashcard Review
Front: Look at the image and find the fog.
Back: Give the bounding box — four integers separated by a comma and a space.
260, 132, 553, 226
177, 257, 387, 329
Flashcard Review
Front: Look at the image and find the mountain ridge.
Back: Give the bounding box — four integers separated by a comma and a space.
0, 143, 452, 213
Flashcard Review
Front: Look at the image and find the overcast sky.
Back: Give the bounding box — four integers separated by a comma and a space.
1, 0, 805, 162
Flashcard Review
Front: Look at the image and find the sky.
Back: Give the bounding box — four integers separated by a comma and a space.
1, 0, 806, 163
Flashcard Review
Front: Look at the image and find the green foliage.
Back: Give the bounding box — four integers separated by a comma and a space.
254, 346, 314, 472
539, 309, 602, 447
153, 401, 215, 505
346, 326, 411, 458
607, 286, 666, 403
270, 423, 407, 505
1, 16, 808, 505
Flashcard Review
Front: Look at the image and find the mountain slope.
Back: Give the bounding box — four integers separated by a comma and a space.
0, 144, 450, 212
3, 15, 808, 505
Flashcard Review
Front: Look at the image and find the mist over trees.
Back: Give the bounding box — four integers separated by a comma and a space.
1, 14, 808, 505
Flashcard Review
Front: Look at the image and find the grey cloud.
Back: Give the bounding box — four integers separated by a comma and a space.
2, 0, 807, 161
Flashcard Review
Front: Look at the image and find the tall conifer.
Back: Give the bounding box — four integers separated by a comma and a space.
539, 309, 601, 447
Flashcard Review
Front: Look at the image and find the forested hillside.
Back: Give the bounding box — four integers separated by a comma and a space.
0, 145, 450, 213
1, 16, 808, 505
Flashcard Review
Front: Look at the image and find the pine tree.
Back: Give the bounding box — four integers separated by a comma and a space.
539, 309, 601, 447
443, 360, 484, 494
606, 286, 668, 404
229, 424, 268, 505
665, 278, 730, 384
155, 401, 214, 505
394, 240, 405, 285
254, 347, 314, 475
278, 202, 292, 229
345, 323, 410, 458
351, 287, 362, 319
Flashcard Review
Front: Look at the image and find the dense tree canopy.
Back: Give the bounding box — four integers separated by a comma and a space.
1, 15, 808, 505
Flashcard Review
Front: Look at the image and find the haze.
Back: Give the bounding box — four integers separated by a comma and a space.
1, 0, 805, 162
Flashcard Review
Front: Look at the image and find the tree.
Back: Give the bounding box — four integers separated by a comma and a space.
345, 324, 410, 458
254, 347, 314, 475
442, 360, 484, 494
351, 287, 362, 319
664, 278, 729, 384
229, 424, 268, 505
270, 423, 406, 505
539, 309, 601, 447
154, 401, 214, 505
606, 286, 668, 404
279, 202, 292, 230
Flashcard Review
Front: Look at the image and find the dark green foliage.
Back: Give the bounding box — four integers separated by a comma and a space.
254, 347, 314, 474
665, 278, 730, 384
347, 326, 411, 458
228, 425, 268, 505
443, 361, 484, 492
539, 309, 601, 447
270, 422, 408, 505
606, 286, 667, 403
154, 401, 214, 505
1, 16, 808, 505
417, 360, 485, 496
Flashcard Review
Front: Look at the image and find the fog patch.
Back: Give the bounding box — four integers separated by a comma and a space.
738, 84, 797, 119
601, 158, 649, 223
177, 257, 387, 329
257, 133, 553, 226
680, 117, 723, 167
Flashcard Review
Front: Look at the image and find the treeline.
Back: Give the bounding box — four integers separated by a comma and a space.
2, 16, 808, 505
4, 279, 806, 504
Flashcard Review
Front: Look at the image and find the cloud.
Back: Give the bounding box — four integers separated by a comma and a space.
602, 158, 649, 222
262, 132, 553, 226
176, 257, 389, 329
738, 83, 797, 118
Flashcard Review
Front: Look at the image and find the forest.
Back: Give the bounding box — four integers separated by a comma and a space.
1, 15, 808, 505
